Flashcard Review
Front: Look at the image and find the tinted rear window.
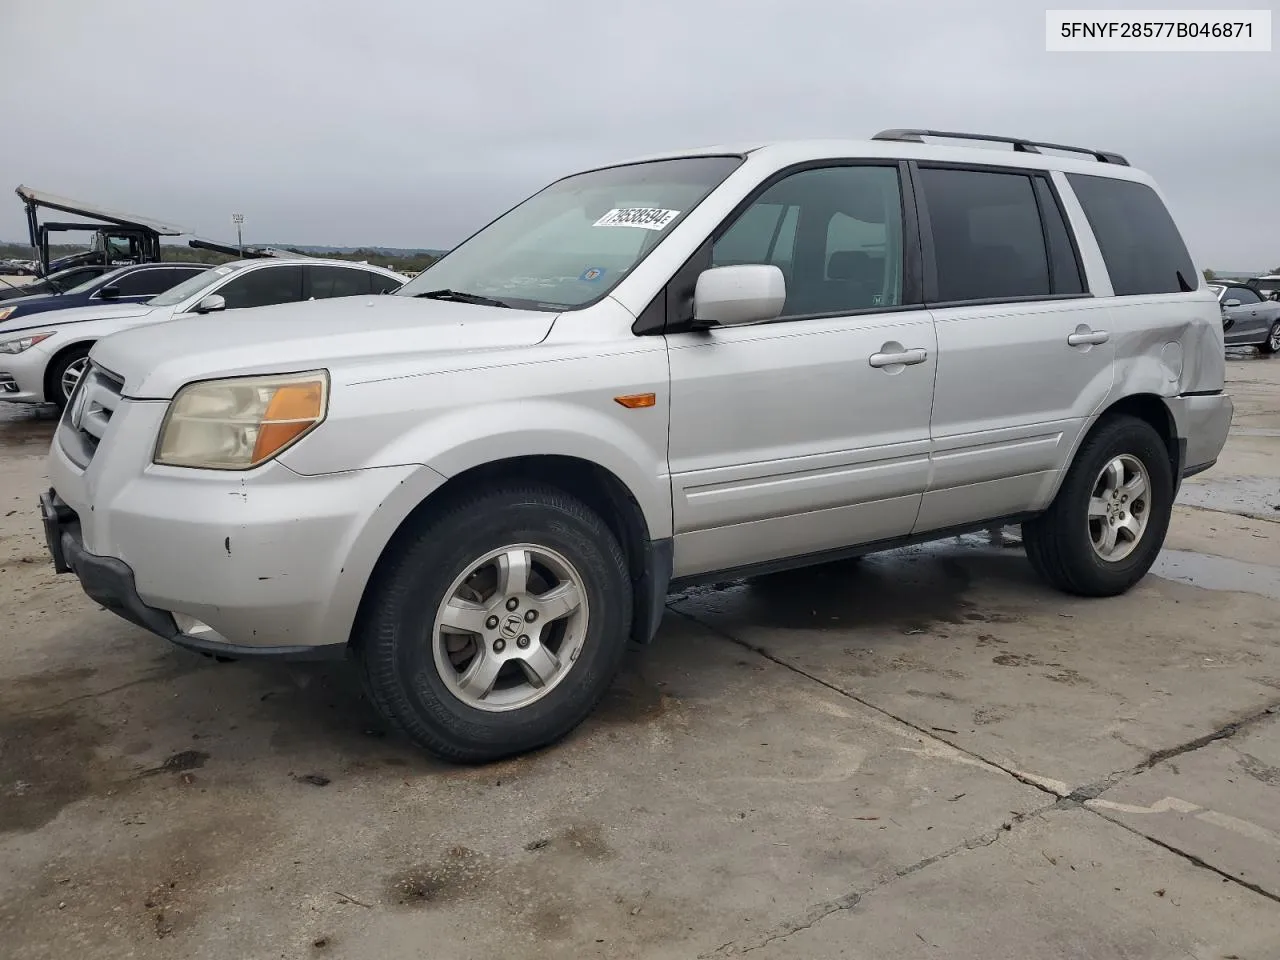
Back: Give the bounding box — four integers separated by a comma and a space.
1066, 174, 1197, 296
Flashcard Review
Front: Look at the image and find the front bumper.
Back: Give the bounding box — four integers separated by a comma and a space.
0, 343, 50, 402
39, 488, 348, 661
45, 397, 428, 659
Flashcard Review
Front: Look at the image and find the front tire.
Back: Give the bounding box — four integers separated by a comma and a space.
1022, 415, 1173, 597
1260, 320, 1280, 356
46, 344, 92, 411
356, 484, 632, 763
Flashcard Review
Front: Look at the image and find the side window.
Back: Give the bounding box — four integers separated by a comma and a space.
1065, 173, 1197, 296
112, 268, 186, 297
62, 268, 103, 288
216, 266, 304, 310
307, 265, 373, 299
713, 203, 788, 264
1227, 287, 1261, 305
712, 165, 903, 318
917, 167, 1051, 302
369, 272, 404, 294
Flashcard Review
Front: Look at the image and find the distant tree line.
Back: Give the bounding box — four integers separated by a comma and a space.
0, 242, 438, 275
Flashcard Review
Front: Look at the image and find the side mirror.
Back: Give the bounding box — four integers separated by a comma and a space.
195, 294, 226, 314
693, 264, 786, 327
99, 284, 121, 300
1223, 298, 1241, 308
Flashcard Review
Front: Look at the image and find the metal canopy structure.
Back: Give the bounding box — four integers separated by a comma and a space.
15, 186, 187, 236
16, 185, 190, 275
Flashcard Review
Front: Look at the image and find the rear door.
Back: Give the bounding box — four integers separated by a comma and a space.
913, 163, 1113, 533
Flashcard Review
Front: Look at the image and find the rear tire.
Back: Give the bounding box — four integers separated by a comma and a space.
356, 484, 632, 763
46, 344, 92, 412
1259, 321, 1280, 356
1022, 415, 1173, 597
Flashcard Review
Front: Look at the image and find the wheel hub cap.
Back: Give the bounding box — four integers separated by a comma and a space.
432, 544, 589, 712
1088, 454, 1151, 563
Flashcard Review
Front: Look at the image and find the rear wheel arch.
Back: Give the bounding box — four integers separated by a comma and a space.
1047, 393, 1178, 505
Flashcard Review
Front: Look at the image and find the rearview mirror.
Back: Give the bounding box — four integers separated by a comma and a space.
195, 294, 226, 314
99, 284, 121, 300
693, 264, 786, 327
1224, 298, 1241, 308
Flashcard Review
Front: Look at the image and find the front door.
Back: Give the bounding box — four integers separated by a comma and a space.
666, 162, 937, 579
913, 164, 1115, 533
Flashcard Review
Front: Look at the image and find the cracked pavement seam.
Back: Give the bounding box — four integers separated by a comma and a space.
1064, 701, 1280, 802
670, 603, 1280, 948
699, 800, 1065, 956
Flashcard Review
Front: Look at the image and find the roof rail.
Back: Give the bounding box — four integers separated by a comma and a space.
871, 129, 1129, 166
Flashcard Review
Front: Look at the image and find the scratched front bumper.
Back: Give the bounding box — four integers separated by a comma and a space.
46, 396, 415, 652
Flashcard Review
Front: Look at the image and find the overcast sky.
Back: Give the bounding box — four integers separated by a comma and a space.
1, 0, 1276, 268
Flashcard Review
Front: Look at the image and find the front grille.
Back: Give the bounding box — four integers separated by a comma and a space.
58, 362, 124, 468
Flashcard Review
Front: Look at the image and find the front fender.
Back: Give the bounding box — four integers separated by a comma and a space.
280, 342, 674, 539
393, 400, 671, 540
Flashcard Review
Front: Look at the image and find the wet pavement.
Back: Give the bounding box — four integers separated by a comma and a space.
1, 356, 1278, 959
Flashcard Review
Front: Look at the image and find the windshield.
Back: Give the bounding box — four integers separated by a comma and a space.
395, 156, 744, 310
64, 264, 133, 296
147, 263, 237, 306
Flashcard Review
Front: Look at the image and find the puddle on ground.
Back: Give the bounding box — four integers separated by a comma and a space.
0, 709, 106, 834
673, 535, 1033, 634
1151, 549, 1280, 602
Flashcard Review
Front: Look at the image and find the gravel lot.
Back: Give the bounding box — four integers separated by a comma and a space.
1, 356, 1278, 960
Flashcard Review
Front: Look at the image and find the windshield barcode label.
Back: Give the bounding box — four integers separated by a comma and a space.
592, 208, 680, 230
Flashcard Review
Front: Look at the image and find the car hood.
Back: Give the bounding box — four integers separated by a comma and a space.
0, 300, 158, 336
91, 295, 560, 399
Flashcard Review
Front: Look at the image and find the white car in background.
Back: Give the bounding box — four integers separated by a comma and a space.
0, 258, 406, 409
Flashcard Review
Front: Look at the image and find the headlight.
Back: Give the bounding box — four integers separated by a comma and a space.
154, 370, 329, 470
0, 332, 53, 354
0, 307, 16, 321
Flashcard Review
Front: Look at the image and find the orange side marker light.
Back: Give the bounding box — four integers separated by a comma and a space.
614, 393, 656, 409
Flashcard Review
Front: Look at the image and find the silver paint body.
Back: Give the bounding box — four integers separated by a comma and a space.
46, 139, 1233, 653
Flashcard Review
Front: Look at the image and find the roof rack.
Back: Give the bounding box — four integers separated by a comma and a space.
871, 129, 1129, 166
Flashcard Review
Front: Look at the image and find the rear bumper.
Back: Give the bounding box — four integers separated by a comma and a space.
1166, 391, 1233, 478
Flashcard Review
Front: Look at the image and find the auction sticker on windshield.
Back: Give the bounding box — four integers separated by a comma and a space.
593, 208, 680, 230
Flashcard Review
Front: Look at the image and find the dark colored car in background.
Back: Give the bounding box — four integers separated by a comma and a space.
0, 262, 209, 323
1210, 282, 1280, 355
0, 264, 114, 302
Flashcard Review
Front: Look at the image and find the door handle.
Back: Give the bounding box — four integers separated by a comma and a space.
1067, 329, 1109, 346
868, 347, 928, 368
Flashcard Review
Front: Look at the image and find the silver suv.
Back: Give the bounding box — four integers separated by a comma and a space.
39, 129, 1233, 762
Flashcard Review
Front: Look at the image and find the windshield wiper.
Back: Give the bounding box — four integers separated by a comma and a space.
414, 288, 511, 308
